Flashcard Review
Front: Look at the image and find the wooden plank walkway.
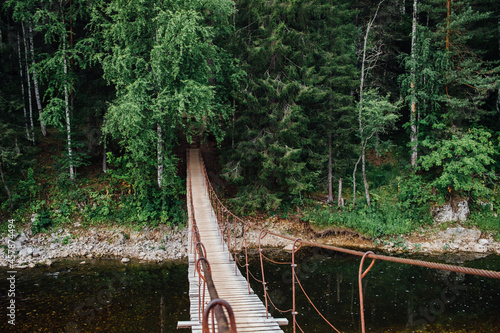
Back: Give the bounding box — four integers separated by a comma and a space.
178, 149, 286, 333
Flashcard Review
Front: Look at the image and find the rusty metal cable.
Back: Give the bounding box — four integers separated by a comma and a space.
295, 320, 305, 333
260, 251, 292, 265
265, 292, 293, 314
293, 271, 342, 333
198, 149, 500, 333
201, 159, 500, 280
187, 150, 232, 333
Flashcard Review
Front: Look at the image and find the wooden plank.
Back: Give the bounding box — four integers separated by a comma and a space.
183, 149, 285, 333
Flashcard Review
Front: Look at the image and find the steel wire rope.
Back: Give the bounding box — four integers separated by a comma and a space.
295, 320, 305, 333
265, 291, 293, 314
260, 251, 292, 265
293, 271, 342, 333
202, 165, 500, 280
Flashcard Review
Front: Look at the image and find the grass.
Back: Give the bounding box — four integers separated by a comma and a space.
303, 199, 431, 239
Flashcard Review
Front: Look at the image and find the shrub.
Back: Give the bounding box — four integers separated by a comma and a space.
32, 211, 53, 234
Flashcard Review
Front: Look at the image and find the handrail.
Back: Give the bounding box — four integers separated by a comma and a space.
187, 150, 233, 333
198, 149, 500, 332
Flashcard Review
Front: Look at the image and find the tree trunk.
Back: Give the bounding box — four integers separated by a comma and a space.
22, 22, 35, 144
352, 153, 362, 208
327, 133, 333, 203
63, 35, 75, 180
361, 144, 370, 207
410, 0, 418, 168
17, 32, 31, 142
28, 21, 47, 137
157, 123, 164, 189
102, 145, 107, 174
357, 0, 384, 207
338, 178, 344, 208
0, 164, 13, 211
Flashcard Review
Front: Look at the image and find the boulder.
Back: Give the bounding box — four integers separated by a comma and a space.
19, 247, 33, 257
478, 239, 489, 245
121, 257, 130, 263
439, 227, 481, 243
473, 244, 487, 253
433, 201, 470, 223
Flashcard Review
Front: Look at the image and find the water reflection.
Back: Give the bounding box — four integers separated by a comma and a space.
0, 259, 189, 332
241, 248, 500, 332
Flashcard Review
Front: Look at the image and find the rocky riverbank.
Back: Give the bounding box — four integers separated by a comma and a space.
243, 216, 500, 256
0, 223, 188, 268
2, 215, 499, 269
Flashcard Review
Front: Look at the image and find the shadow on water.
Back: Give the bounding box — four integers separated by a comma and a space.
240, 248, 500, 333
0, 259, 189, 332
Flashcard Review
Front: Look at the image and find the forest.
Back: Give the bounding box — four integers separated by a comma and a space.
1, 0, 499, 240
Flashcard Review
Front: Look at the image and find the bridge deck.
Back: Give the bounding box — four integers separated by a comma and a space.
183, 149, 285, 333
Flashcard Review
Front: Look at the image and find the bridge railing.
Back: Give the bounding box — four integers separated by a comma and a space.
187, 150, 237, 333
198, 150, 500, 333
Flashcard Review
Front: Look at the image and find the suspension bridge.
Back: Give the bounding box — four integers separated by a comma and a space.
178, 149, 500, 333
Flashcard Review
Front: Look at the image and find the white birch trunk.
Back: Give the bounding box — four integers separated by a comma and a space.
356, 0, 384, 207
352, 153, 361, 208
338, 178, 344, 208
22, 22, 35, 144
63, 35, 75, 180
362, 145, 370, 206
327, 133, 333, 203
103, 145, 107, 174
17, 32, 31, 141
410, 0, 418, 168
157, 124, 164, 189
28, 21, 47, 137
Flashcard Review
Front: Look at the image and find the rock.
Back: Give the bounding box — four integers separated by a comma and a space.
478, 239, 489, 245
19, 232, 27, 243
439, 227, 481, 243
15, 265, 28, 269
28, 263, 36, 268
86, 254, 93, 259
19, 247, 33, 257
473, 244, 487, 253
74, 222, 81, 227
433, 201, 470, 223
32, 248, 40, 257
121, 257, 130, 263
50, 243, 59, 250
283, 244, 295, 252
80, 261, 86, 265
111, 232, 126, 245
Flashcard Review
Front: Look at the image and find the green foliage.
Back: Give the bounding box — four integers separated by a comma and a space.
397, 173, 433, 223
419, 128, 497, 199
305, 202, 421, 238
223, 0, 358, 212
32, 210, 52, 234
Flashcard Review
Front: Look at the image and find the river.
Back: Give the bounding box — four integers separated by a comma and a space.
1, 249, 499, 332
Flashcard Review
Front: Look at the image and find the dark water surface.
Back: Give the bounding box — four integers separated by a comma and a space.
241, 248, 500, 332
1, 251, 499, 332
0, 259, 189, 332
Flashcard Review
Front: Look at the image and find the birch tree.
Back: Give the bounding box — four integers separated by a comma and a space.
409, 0, 418, 168
94, 0, 237, 215
33, 0, 88, 180
354, 0, 385, 207
17, 32, 32, 142
28, 21, 47, 137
